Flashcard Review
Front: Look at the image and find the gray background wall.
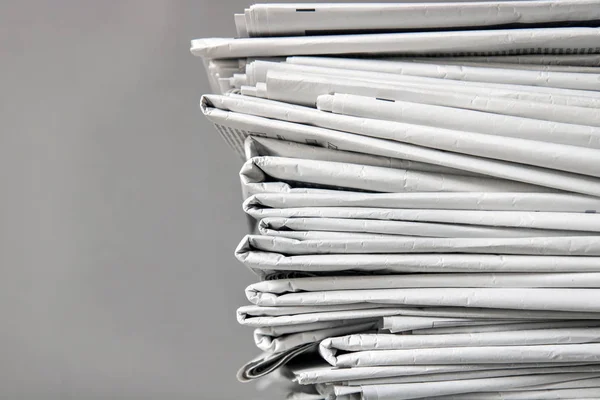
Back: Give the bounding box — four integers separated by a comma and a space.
1, 1, 270, 399
0, 1, 453, 399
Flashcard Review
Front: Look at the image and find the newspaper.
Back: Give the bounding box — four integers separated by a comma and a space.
406, 54, 600, 66
240, 156, 546, 200
383, 319, 600, 334
319, 378, 600, 399
237, 304, 403, 326
429, 388, 600, 399
247, 60, 600, 100
263, 70, 600, 128
254, 318, 376, 336
247, 207, 600, 234
238, 235, 600, 256
241, 65, 600, 118
247, 273, 600, 294
202, 95, 600, 196
203, 58, 241, 93
244, 136, 480, 176
245, 62, 600, 113
320, 330, 600, 360
252, 208, 600, 232
262, 70, 600, 119
286, 392, 322, 400
236, 240, 600, 277
237, 303, 390, 319
257, 216, 585, 239
287, 362, 599, 386
194, 4, 600, 391
399, 320, 600, 336
287, 57, 600, 91
236, 2, 600, 37
399, 59, 600, 73
237, 343, 317, 382
338, 373, 600, 400
241, 294, 600, 322
387, 307, 600, 321
254, 321, 377, 353
243, 192, 600, 213
242, 61, 600, 111
384, 317, 530, 333
238, 307, 410, 329
248, 65, 600, 115
190, 28, 600, 59
323, 345, 600, 367
390, 58, 600, 73
245, 286, 600, 312
244, 306, 600, 351
318, 93, 600, 149
301, 365, 600, 386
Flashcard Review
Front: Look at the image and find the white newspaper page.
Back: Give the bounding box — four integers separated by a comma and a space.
263, 70, 600, 118
246, 286, 600, 313
243, 61, 600, 111
446, 388, 600, 399
238, 307, 413, 328
287, 362, 595, 386
248, 273, 600, 294
263, 70, 600, 129
203, 94, 600, 196
318, 93, 600, 149
257, 216, 586, 239
243, 232, 600, 254
254, 320, 377, 353
240, 156, 544, 199
251, 208, 600, 232
237, 343, 316, 382
236, 239, 600, 277
355, 373, 600, 400
287, 56, 600, 91
405, 320, 600, 336
239, 2, 600, 37
244, 136, 478, 176
326, 346, 600, 367
326, 365, 600, 386
400, 59, 600, 73
243, 287, 600, 321
248, 60, 600, 100
320, 330, 600, 359
243, 192, 600, 213
406, 54, 600, 66
191, 28, 600, 59
386, 319, 600, 335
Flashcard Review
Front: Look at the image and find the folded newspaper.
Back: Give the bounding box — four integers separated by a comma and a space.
192, 2, 600, 398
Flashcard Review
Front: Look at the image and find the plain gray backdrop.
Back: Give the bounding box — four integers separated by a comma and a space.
1, 1, 271, 399
0, 1, 431, 399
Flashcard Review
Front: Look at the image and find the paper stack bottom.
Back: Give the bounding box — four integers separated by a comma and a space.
191, 2, 600, 398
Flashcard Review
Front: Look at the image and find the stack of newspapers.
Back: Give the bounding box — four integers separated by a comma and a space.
192, 2, 600, 399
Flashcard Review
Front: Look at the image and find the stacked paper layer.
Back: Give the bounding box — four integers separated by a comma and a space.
192, 2, 600, 399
